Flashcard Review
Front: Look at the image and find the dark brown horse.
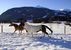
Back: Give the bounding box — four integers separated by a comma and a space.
9, 22, 25, 33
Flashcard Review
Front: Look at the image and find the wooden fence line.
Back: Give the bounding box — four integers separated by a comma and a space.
0, 23, 70, 34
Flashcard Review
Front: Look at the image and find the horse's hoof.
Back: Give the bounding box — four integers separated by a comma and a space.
48, 36, 52, 38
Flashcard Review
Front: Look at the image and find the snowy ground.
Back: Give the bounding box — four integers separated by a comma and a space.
0, 33, 71, 50
0, 23, 71, 50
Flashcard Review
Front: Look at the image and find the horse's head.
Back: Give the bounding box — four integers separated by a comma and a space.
19, 22, 26, 26
9, 22, 18, 27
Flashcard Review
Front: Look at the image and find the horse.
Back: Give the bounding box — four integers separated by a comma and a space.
9, 22, 25, 33
24, 22, 53, 37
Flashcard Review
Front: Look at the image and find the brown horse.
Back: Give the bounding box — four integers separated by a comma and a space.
9, 22, 25, 33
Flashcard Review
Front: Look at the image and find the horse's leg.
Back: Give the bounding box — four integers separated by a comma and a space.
18, 30, 22, 35
42, 31, 48, 36
42, 25, 52, 37
42, 31, 51, 37
36, 29, 41, 32
21, 30, 22, 33
25, 30, 29, 35
19, 30, 21, 34
20, 30, 22, 34
14, 29, 16, 33
42, 28, 51, 37
36, 29, 41, 36
26, 30, 28, 33
43, 25, 53, 35
19, 30, 20, 34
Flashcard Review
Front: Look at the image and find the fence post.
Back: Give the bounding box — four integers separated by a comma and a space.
64, 24, 66, 34
1, 23, 3, 33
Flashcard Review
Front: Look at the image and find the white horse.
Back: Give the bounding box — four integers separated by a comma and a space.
24, 22, 53, 37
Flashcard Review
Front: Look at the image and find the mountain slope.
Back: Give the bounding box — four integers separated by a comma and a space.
0, 7, 71, 23
0, 7, 54, 23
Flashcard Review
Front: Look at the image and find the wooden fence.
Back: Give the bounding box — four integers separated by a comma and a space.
0, 23, 71, 34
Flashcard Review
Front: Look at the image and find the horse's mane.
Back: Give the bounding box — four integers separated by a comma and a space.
19, 22, 25, 26
25, 22, 43, 26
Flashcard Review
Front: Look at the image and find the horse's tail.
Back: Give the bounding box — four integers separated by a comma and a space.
42, 25, 53, 34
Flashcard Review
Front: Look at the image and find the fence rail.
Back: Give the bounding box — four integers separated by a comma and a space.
0, 23, 71, 34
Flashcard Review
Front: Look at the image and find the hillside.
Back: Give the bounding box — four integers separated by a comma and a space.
0, 7, 71, 23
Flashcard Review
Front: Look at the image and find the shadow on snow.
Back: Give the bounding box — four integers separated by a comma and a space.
32, 36, 71, 49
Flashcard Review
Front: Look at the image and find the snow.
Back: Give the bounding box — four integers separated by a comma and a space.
0, 23, 71, 50
60, 9, 64, 11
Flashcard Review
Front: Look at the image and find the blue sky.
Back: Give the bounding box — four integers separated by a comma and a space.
0, 0, 71, 14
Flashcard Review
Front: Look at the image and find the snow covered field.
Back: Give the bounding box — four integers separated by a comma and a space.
0, 23, 71, 50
